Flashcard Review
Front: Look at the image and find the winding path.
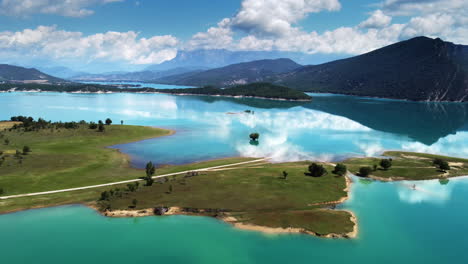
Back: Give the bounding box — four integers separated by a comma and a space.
0, 158, 268, 200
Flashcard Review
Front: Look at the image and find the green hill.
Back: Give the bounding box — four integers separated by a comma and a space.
0, 64, 64, 83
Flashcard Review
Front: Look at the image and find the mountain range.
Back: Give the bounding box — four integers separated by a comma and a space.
273, 36, 468, 102
1, 36, 467, 102
158, 37, 468, 102
155, 58, 301, 86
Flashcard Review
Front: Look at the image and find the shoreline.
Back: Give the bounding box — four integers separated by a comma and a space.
0, 89, 311, 102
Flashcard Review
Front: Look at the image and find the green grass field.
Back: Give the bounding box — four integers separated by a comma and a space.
343, 151, 468, 180
100, 161, 355, 236
0, 123, 172, 196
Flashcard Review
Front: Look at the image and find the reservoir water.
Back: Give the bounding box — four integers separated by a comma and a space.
1, 90, 468, 263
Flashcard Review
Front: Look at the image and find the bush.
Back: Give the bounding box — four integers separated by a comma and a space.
380, 159, 392, 170
22, 146, 31, 155
88, 122, 97, 129
249, 133, 259, 141
307, 163, 327, 177
433, 158, 450, 172
359, 167, 373, 177
332, 163, 347, 176
98, 124, 105, 132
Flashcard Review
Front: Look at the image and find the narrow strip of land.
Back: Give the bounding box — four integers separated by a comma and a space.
0, 158, 268, 200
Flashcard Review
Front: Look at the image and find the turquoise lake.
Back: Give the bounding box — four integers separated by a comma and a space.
1, 91, 468, 263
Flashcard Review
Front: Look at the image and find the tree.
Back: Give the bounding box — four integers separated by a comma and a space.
359, 167, 372, 177
4, 139, 9, 145
282, 171, 288, 179
332, 163, 347, 176
438, 161, 451, 172
373, 164, 378, 171
132, 199, 138, 208
121, 120, 124, 125
98, 120, 103, 125
380, 159, 392, 170
433, 158, 450, 172
100, 191, 110, 201
308, 163, 327, 177
22, 146, 31, 155
145, 162, 156, 186
249, 132, 260, 141
105, 118, 112, 125
89, 122, 97, 129
98, 124, 105, 132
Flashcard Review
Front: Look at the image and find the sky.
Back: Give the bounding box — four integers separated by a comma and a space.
0, 0, 467, 72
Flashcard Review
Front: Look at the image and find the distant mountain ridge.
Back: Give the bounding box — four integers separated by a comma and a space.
157, 37, 468, 102
145, 49, 321, 71
0, 64, 64, 83
71, 67, 208, 82
273, 37, 468, 102
156, 58, 302, 87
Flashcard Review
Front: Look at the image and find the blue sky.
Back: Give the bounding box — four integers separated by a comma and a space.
0, 0, 466, 72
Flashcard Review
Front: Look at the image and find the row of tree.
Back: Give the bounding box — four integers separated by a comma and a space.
306, 163, 347, 177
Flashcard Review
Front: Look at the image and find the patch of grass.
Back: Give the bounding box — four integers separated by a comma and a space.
343, 151, 468, 180
234, 209, 354, 236
106, 162, 345, 211
0, 124, 172, 195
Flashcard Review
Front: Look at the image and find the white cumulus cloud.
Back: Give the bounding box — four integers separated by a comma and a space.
359, 10, 392, 29
0, 26, 178, 66
0, 0, 123, 17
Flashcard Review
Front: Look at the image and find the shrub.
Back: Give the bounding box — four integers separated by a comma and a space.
359, 167, 373, 177
249, 133, 260, 141
308, 163, 327, 177
88, 122, 98, 129
332, 163, 347, 176
98, 124, 105, 132
380, 159, 392, 170
433, 158, 450, 172
22, 146, 31, 155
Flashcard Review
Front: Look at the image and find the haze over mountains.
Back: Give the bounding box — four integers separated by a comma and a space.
156, 58, 301, 87
1, 36, 467, 102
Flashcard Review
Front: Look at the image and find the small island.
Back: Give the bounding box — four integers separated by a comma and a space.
154, 83, 312, 101
0, 82, 312, 101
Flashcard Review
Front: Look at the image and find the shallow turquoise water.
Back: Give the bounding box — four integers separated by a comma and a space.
1, 176, 467, 264
1, 91, 468, 166
1, 91, 468, 263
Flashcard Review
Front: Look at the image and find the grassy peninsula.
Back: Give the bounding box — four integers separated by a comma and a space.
0, 117, 172, 211
343, 151, 468, 181
97, 161, 355, 237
